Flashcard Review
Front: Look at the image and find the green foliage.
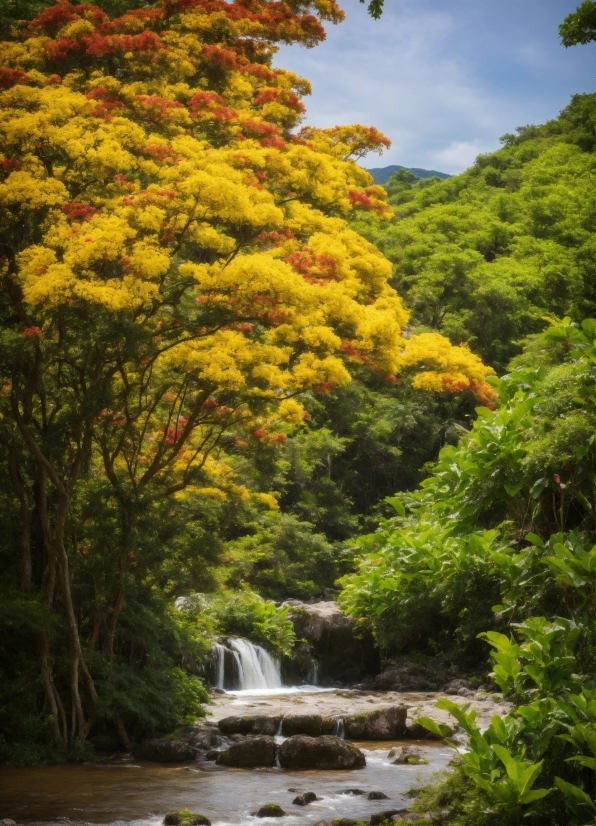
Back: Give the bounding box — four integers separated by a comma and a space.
480, 617, 580, 696
352, 94, 596, 374
182, 591, 295, 658
342, 318, 596, 824
560, 0, 596, 46
217, 512, 338, 600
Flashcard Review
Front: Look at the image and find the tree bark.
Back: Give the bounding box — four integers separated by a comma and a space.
8, 450, 32, 591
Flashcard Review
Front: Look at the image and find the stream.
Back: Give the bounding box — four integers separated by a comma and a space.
0, 742, 452, 825
0, 641, 462, 825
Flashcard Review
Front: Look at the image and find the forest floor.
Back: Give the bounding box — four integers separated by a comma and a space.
206, 687, 510, 731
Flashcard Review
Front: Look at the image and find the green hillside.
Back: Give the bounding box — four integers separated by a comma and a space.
354, 93, 596, 374
366, 164, 451, 184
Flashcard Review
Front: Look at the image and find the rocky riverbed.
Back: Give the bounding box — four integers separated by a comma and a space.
207, 686, 509, 733
0, 687, 510, 826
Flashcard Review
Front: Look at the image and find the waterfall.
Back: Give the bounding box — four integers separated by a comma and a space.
211, 638, 282, 691
308, 659, 319, 686
212, 642, 227, 689
333, 717, 345, 738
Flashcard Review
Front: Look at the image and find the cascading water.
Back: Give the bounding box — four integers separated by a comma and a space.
211, 638, 282, 691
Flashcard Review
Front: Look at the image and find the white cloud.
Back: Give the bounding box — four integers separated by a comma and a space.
273, 0, 592, 174
430, 140, 493, 173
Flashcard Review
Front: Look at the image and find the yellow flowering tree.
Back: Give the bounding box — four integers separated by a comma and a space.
0, 0, 492, 746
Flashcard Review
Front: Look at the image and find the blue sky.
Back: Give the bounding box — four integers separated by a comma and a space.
274, 0, 596, 173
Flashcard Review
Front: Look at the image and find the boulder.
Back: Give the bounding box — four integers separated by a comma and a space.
279, 735, 365, 770
281, 714, 323, 737
340, 789, 365, 795
344, 706, 407, 740
136, 739, 197, 762
365, 657, 444, 692
367, 791, 389, 800
292, 792, 318, 805
388, 746, 428, 765
313, 820, 358, 826
255, 803, 286, 818
205, 750, 220, 761
218, 715, 281, 736
370, 811, 408, 825
164, 811, 211, 826
191, 728, 222, 749
216, 735, 277, 768
282, 600, 379, 684
443, 678, 475, 697
405, 722, 442, 741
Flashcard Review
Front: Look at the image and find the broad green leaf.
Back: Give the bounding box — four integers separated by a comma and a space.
555, 777, 595, 810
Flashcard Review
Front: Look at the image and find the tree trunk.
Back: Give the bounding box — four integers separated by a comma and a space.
8, 450, 32, 591
115, 714, 133, 751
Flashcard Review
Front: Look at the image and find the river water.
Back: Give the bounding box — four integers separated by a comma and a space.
0, 742, 452, 825
1, 646, 461, 825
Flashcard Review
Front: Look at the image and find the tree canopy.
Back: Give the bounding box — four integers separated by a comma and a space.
0, 0, 492, 755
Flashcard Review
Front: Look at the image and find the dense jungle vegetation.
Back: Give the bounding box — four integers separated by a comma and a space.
1, 0, 596, 822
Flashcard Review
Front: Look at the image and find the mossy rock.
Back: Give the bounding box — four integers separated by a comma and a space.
163, 809, 211, 826
405, 755, 428, 765
255, 802, 287, 817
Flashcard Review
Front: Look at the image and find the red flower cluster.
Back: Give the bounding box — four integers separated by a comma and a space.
61, 201, 99, 223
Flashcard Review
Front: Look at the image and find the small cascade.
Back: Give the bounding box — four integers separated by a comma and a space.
333, 717, 345, 738
211, 637, 282, 691
308, 659, 319, 686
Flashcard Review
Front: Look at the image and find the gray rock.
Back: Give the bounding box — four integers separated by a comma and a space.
370, 811, 408, 825
164, 812, 211, 825
292, 791, 318, 805
2, 820, 17, 826
216, 735, 277, 768
444, 678, 473, 695
388, 746, 428, 765
344, 706, 407, 740
405, 722, 442, 741
279, 735, 365, 770
136, 739, 197, 762
282, 714, 323, 737
368, 658, 442, 692
204, 750, 220, 761
282, 600, 379, 684
218, 715, 281, 736
313, 820, 358, 826
191, 728, 222, 749
367, 791, 389, 800
255, 803, 286, 818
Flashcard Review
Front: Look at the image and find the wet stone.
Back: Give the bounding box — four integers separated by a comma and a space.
388, 746, 428, 765
406, 721, 443, 741
279, 735, 365, 770
370, 811, 408, 825
216, 735, 277, 768
136, 739, 198, 762
254, 803, 287, 818
313, 820, 358, 826
204, 750, 220, 761
367, 791, 389, 800
164, 810, 211, 826
292, 791, 318, 805
281, 714, 323, 737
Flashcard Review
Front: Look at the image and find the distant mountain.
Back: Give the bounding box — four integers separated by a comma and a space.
366, 165, 451, 185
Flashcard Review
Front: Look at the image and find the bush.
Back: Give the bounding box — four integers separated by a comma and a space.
181, 590, 295, 658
